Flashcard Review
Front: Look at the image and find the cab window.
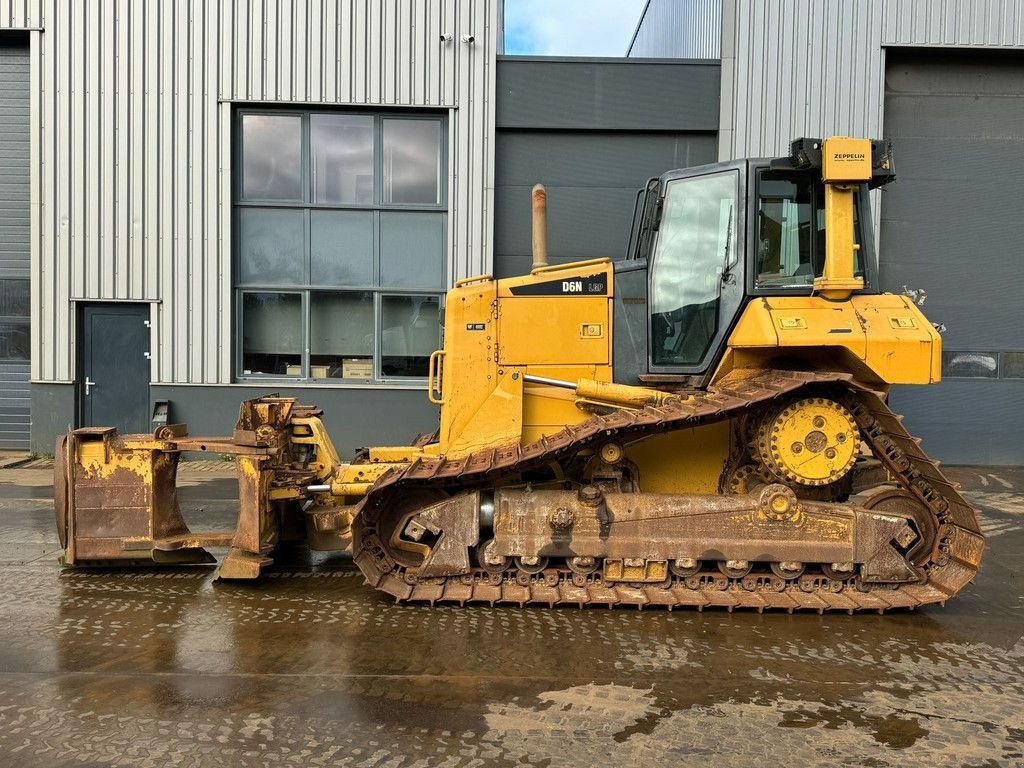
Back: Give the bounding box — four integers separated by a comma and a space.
755, 170, 863, 289
650, 171, 737, 367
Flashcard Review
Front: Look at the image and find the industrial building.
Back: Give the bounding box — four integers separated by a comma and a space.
1, 0, 1021, 463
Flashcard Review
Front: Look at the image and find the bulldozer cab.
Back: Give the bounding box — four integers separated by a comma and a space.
615, 155, 880, 386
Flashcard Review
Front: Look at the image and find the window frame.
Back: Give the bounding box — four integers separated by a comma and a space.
647, 165, 746, 376
746, 162, 880, 298
233, 107, 448, 386
0, 277, 30, 362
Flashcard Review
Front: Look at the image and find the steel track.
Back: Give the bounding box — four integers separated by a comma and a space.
351, 371, 984, 613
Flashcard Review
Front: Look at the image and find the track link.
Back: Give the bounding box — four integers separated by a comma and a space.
351, 371, 984, 613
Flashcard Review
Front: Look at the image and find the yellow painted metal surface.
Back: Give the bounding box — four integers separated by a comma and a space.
434, 260, 618, 458
758, 398, 859, 485
722, 293, 940, 385
498, 297, 610, 365
814, 137, 872, 299
821, 136, 873, 182
625, 423, 731, 494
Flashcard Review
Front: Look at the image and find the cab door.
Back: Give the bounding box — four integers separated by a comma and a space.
647, 163, 747, 376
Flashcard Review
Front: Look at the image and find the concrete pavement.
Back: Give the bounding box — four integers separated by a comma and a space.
0, 464, 1022, 766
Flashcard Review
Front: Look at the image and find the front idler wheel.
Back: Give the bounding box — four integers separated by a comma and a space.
476, 539, 508, 574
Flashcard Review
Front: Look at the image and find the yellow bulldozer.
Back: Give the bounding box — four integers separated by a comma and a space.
54, 137, 983, 612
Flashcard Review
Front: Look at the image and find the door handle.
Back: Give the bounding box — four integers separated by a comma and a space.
84, 377, 96, 395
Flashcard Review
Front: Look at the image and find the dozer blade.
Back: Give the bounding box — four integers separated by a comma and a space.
55, 396, 326, 579
55, 427, 218, 567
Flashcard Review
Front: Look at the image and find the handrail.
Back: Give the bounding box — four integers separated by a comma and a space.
530, 258, 610, 275
427, 350, 447, 405
455, 274, 493, 288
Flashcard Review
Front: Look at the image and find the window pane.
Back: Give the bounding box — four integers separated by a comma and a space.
942, 351, 998, 378
383, 119, 441, 205
756, 173, 814, 288
310, 210, 374, 286
241, 114, 302, 200
381, 295, 440, 377
237, 208, 305, 285
380, 212, 445, 289
0, 278, 29, 317
310, 291, 374, 379
756, 171, 865, 289
0, 319, 29, 360
650, 172, 735, 366
311, 114, 374, 204
1002, 352, 1024, 379
241, 292, 302, 376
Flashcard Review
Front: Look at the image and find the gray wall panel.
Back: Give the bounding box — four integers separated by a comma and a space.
496, 132, 718, 186
881, 51, 1024, 355
891, 383, 1024, 466
882, 51, 1024, 463
151, 385, 439, 461
29, 380, 71, 454
0, 362, 29, 449
31, 381, 440, 459
496, 58, 720, 131
0, 39, 29, 449
0, 40, 28, 279
494, 58, 719, 280
493, 131, 717, 276
495, 185, 644, 274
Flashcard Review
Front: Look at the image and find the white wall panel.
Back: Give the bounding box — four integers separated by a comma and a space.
4, 0, 495, 384
628, 0, 722, 59
0, 0, 39, 28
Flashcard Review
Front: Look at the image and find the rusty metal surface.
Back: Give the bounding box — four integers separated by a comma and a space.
55, 396, 333, 581
351, 371, 984, 612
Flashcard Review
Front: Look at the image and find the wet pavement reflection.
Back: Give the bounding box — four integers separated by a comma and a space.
1, 465, 1022, 766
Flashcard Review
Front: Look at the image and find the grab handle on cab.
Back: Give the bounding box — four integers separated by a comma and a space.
428, 350, 447, 405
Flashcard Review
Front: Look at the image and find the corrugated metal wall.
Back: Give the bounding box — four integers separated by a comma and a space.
494, 58, 719, 277
0, 38, 30, 449
0, 1, 38, 28
627, 0, 722, 59
0, 0, 496, 385
719, 0, 1024, 160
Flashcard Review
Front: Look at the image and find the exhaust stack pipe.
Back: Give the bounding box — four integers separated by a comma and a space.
531, 183, 548, 271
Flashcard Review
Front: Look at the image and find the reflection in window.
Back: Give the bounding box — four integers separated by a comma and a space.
0, 279, 30, 317
311, 114, 374, 204
381, 295, 440, 377
310, 292, 375, 378
650, 172, 736, 366
237, 208, 306, 285
756, 171, 864, 289
241, 293, 302, 376
383, 119, 441, 204
310, 210, 374, 286
379, 211, 446, 289
236, 111, 446, 382
941, 351, 998, 378
241, 114, 302, 200
0, 320, 29, 360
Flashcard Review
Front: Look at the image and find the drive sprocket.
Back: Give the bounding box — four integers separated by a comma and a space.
756, 397, 858, 487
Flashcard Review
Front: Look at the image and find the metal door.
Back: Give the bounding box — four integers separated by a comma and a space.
80, 304, 151, 434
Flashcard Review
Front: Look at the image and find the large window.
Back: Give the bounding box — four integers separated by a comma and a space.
235, 110, 446, 382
